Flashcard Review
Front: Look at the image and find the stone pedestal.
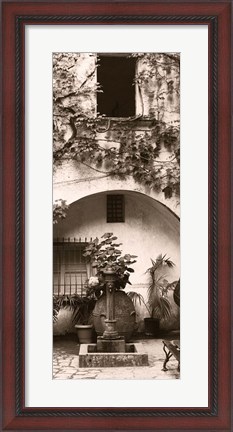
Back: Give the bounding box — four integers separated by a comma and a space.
102, 320, 120, 340
97, 336, 126, 353
102, 268, 120, 340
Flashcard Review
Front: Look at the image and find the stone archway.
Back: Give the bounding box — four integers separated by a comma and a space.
54, 189, 180, 282
53, 190, 180, 334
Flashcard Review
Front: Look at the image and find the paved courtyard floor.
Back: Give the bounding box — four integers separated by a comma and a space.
53, 332, 180, 380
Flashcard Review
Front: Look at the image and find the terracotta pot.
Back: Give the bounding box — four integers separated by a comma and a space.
173, 279, 180, 307
75, 324, 93, 344
92, 290, 136, 342
144, 317, 160, 337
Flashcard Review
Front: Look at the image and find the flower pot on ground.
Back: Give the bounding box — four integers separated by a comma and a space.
128, 254, 180, 337
127, 291, 161, 337
72, 294, 96, 344
75, 324, 94, 344
53, 293, 96, 343
143, 317, 160, 337
173, 279, 180, 307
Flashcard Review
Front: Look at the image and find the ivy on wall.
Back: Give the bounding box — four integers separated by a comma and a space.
53, 53, 180, 219
53, 199, 70, 224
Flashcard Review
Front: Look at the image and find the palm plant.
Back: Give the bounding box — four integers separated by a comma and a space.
146, 254, 176, 320
53, 294, 62, 323
53, 293, 96, 325
128, 254, 178, 321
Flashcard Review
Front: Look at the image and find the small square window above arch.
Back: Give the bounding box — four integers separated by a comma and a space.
107, 194, 125, 223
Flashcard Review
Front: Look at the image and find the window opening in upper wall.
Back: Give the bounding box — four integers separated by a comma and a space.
97, 55, 136, 118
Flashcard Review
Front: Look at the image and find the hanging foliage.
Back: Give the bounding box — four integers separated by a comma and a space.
53, 52, 180, 199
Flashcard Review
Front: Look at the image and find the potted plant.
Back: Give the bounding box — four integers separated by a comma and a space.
53, 293, 96, 343
173, 278, 180, 307
128, 254, 179, 337
83, 233, 138, 341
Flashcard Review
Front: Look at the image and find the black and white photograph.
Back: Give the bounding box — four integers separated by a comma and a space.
52, 52, 180, 380
2, 0, 232, 427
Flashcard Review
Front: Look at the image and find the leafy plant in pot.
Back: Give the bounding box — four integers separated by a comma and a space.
128, 254, 179, 337
83, 233, 138, 340
53, 293, 96, 343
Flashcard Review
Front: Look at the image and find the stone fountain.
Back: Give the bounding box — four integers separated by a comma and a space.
79, 268, 149, 367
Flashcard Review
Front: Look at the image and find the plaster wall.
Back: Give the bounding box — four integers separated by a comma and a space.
53, 160, 180, 217
53, 191, 180, 334
53, 53, 180, 334
54, 191, 180, 284
54, 52, 180, 216
65, 53, 179, 122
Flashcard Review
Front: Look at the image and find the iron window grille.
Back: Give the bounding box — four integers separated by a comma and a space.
53, 240, 89, 297
107, 195, 125, 223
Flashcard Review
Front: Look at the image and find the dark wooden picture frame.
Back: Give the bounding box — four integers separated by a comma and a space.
1, 1, 231, 430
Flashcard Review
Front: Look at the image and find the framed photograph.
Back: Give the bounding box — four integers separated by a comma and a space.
2, 1, 231, 431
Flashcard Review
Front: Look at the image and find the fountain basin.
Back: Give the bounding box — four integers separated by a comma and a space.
79, 342, 149, 367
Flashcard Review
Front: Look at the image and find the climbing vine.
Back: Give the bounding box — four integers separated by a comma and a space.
53, 52, 180, 218
53, 199, 69, 224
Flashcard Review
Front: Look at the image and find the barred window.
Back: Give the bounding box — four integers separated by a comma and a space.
107, 195, 125, 223
53, 242, 87, 296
